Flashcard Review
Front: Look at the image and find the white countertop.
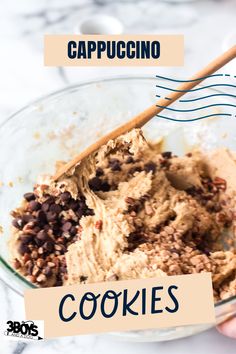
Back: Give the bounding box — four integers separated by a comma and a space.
1, 0, 236, 353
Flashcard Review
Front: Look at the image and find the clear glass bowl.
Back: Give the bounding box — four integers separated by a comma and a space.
0, 76, 236, 341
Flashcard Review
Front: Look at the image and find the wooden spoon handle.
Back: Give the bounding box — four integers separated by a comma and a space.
54, 45, 236, 180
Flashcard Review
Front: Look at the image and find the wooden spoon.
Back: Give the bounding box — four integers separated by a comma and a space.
54, 45, 236, 181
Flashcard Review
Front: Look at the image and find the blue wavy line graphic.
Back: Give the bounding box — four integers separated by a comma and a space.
156, 93, 236, 102
179, 93, 236, 103
155, 74, 235, 123
155, 74, 225, 82
156, 83, 236, 93
156, 103, 236, 113
156, 113, 232, 122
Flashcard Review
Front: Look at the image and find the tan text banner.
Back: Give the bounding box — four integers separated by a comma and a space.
25, 273, 215, 338
44, 34, 184, 66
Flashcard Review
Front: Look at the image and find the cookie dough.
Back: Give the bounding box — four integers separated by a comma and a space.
10, 129, 236, 302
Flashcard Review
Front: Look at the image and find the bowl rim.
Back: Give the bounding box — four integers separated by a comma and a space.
0, 74, 235, 308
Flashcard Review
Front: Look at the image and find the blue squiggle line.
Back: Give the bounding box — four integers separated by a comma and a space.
156, 94, 173, 100
156, 95, 172, 100
156, 103, 236, 113
155, 74, 224, 82
156, 83, 236, 92
180, 93, 236, 103
156, 113, 232, 122
156, 93, 236, 102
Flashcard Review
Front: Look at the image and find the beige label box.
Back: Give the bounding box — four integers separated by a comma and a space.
25, 273, 215, 338
44, 34, 184, 66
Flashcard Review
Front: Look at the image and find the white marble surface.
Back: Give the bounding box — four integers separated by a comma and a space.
0, 0, 236, 353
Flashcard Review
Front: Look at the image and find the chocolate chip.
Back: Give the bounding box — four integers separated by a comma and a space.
22, 214, 35, 223
75, 209, 83, 219
144, 161, 156, 173
111, 164, 121, 172
52, 224, 61, 235
109, 158, 121, 171
42, 202, 50, 212
161, 151, 172, 159
60, 264, 67, 273
128, 203, 140, 213
70, 226, 77, 236
125, 156, 134, 164
197, 244, 210, 256
127, 231, 146, 251
23, 193, 36, 202
35, 238, 44, 247
18, 242, 30, 255
85, 208, 95, 216
37, 210, 47, 224
96, 167, 104, 177
12, 218, 23, 230
19, 234, 33, 244
78, 199, 86, 209
46, 211, 57, 222
68, 200, 79, 211
43, 241, 54, 253
49, 203, 62, 214
203, 248, 210, 256
62, 222, 72, 232
45, 196, 55, 204
28, 201, 41, 212
60, 192, 71, 202
100, 181, 110, 192
109, 158, 120, 165
43, 224, 50, 232
213, 204, 222, 213
89, 177, 102, 191
129, 166, 142, 175
161, 158, 171, 168
37, 230, 48, 241
186, 186, 204, 197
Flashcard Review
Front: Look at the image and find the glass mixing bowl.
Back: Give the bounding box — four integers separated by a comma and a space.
0, 76, 236, 341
